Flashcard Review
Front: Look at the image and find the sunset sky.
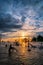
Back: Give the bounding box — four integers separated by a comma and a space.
0, 0, 43, 39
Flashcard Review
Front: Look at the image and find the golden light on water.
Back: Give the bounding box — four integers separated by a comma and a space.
22, 42, 25, 47
20, 46, 26, 54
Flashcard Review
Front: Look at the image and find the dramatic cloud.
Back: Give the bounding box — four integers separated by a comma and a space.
0, 0, 43, 38
0, 14, 22, 32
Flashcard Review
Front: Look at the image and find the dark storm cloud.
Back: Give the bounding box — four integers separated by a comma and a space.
0, 14, 22, 32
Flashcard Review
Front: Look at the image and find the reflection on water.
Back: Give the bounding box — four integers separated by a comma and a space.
19, 46, 26, 55
0, 42, 43, 65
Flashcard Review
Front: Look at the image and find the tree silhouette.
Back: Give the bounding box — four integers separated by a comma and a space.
32, 35, 43, 42
32, 37, 36, 41
37, 35, 43, 42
